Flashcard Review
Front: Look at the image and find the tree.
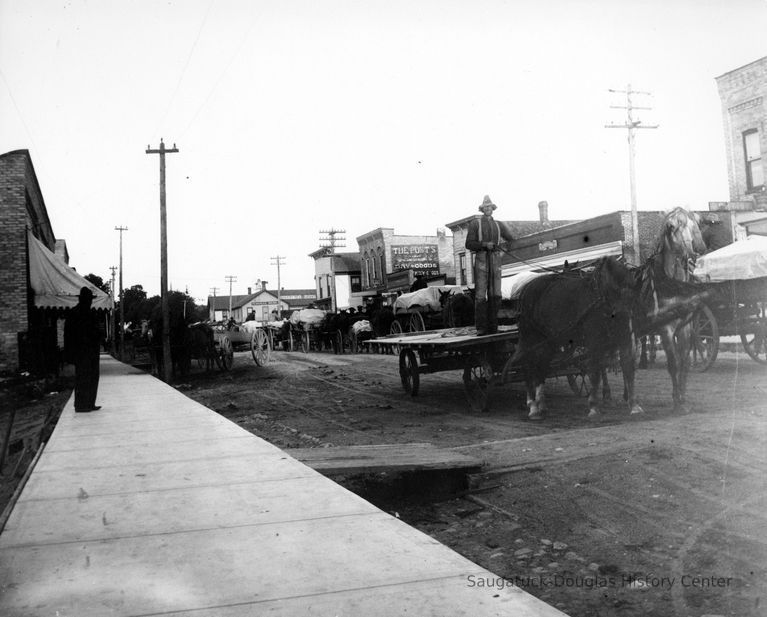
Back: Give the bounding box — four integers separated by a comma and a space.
84, 273, 110, 294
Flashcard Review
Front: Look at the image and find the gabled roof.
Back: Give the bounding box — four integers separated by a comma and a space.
207, 288, 316, 310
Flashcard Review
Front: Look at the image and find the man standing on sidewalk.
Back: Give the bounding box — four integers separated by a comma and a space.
465, 195, 514, 335
64, 287, 103, 412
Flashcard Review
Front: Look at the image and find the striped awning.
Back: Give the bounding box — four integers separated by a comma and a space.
28, 231, 113, 310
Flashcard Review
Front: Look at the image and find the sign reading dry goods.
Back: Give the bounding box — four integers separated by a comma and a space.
391, 244, 440, 277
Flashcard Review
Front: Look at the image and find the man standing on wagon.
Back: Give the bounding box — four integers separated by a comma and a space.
465, 195, 514, 335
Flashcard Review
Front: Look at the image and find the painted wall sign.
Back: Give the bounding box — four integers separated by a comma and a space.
391, 244, 440, 277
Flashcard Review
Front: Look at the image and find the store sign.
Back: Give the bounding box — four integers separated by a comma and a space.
391, 244, 440, 277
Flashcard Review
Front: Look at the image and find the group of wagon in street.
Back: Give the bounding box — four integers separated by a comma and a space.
145, 195, 765, 423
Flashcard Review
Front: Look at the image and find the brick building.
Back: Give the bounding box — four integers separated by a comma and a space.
0, 149, 111, 374
356, 227, 454, 295
715, 56, 767, 236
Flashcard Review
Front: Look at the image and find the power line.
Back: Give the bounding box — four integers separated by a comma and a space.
606, 84, 658, 266
153, 0, 216, 138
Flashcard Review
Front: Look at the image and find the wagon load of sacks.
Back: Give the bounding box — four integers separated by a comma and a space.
351, 319, 372, 334
393, 286, 463, 314
289, 308, 326, 326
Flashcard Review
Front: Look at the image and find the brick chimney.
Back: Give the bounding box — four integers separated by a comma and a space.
538, 200, 549, 224
247, 287, 252, 294
261, 280, 268, 291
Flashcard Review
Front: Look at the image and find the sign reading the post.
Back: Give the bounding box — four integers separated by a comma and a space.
391, 245, 440, 277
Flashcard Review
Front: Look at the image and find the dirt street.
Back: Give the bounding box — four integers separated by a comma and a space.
177, 348, 766, 617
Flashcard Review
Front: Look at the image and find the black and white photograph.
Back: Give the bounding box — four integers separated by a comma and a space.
1, 1, 766, 616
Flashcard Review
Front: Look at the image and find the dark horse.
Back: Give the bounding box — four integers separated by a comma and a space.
635, 207, 708, 414
509, 256, 642, 420
439, 289, 475, 327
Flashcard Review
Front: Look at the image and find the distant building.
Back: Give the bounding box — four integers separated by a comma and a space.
208, 282, 316, 322
356, 227, 455, 296
308, 249, 361, 311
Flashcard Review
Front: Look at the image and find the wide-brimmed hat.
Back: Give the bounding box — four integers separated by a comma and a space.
478, 195, 497, 211
78, 286, 94, 299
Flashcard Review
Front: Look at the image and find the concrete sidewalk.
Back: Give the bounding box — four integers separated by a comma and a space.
0, 356, 565, 616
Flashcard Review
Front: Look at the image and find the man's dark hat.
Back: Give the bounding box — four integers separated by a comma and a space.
79, 286, 94, 299
479, 195, 497, 211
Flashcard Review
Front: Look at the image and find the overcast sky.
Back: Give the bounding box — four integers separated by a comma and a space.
2, 0, 766, 302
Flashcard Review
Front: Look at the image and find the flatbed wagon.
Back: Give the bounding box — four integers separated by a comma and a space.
365, 325, 591, 412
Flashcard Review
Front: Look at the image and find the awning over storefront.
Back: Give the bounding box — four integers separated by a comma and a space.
500, 240, 624, 277
28, 231, 113, 310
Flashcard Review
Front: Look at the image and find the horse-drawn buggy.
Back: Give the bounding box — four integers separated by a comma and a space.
688, 236, 767, 370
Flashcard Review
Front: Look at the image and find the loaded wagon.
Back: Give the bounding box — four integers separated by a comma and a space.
288, 308, 327, 352
390, 286, 466, 334
690, 236, 767, 370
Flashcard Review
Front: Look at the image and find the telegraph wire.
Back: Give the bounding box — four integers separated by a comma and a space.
178, 5, 266, 140
152, 0, 216, 139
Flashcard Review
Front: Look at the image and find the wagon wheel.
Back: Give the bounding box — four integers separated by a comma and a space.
218, 335, 233, 371
409, 312, 425, 332
399, 349, 420, 396
300, 331, 310, 353
567, 373, 591, 397
350, 330, 358, 354
333, 329, 344, 354
741, 302, 767, 364
691, 304, 719, 372
463, 356, 493, 412
251, 329, 271, 366
390, 320, 403, 334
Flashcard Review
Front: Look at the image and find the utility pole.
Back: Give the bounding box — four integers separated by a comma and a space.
606, 85, 658, 266
270, 255, 285, 318
319, 229, 346, 312
319, 228, 346, 253
109, 265, 117, 356
114, 226, 128, 361
225, 275, 237, 319
146, 138, 179, 383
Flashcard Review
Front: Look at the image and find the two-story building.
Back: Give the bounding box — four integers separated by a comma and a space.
308, 249, 362, 311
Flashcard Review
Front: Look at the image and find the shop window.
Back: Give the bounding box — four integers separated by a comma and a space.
459, 252, 466, 284
744, 129, 764, 191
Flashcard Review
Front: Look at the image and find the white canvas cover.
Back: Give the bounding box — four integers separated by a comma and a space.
393, 285, 463, 314
289, 308, 326, 325
502, 270, 547, 300
693, 236, 767, 282
351, 319, 372, 334
28, 231, 113, 310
